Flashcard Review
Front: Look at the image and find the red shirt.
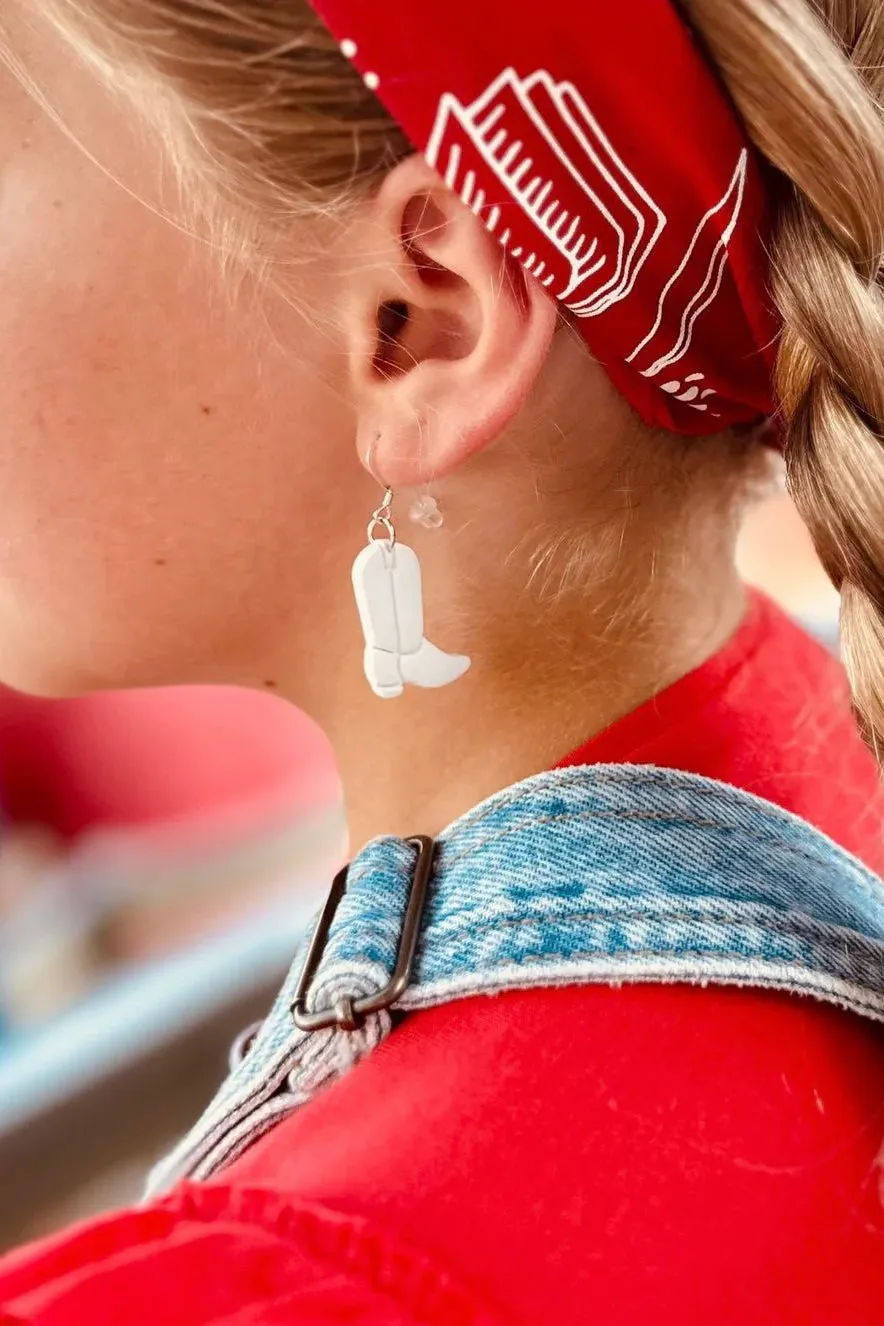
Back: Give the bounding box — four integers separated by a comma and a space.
4, 593, 884, 1324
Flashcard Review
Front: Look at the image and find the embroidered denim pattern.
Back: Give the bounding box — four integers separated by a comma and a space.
147, 763, 884, 1197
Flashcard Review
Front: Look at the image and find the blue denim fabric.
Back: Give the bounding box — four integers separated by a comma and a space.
147, 763, 884, 1197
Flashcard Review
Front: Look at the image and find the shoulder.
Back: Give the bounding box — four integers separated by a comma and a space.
227, 982, 884, 1324
8, 986, 884, 1323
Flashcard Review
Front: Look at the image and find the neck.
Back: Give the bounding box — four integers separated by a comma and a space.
281, 372, 757, 849
327, 557, 746, 850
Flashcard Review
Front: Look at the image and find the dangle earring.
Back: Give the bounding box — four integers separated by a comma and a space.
351, 443, 471, 699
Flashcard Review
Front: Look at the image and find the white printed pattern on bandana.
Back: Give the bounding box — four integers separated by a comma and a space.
425, 68, 748, 416
426, 68, 666, 317
626, 150, 747, 415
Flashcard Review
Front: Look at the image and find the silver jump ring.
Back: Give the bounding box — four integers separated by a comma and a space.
371, 487, 394, 521
368, 514, 396, 546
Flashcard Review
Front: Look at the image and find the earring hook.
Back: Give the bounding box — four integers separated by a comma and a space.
366, 436, 392, 493
366, 436, 396, 547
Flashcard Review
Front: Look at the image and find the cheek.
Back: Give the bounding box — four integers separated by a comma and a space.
0, 118, 344, 693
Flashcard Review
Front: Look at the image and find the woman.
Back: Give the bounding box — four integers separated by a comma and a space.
2, 0, 884, 1320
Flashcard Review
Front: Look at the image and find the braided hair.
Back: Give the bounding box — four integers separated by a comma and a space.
683, 0, 884, 757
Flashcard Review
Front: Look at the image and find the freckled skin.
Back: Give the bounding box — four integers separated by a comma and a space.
0, 8, 361, 700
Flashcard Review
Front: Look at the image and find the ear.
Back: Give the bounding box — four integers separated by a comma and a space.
343, 154, 558, 488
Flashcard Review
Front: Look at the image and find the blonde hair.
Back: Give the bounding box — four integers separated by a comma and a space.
26, 0, 410, 247
22, 0, 884, 752
680, 0, 884, 755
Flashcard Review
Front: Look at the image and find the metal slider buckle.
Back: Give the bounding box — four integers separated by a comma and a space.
291, 835, 436, 1033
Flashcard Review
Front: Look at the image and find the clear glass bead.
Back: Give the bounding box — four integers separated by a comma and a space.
409, 494, 444, 530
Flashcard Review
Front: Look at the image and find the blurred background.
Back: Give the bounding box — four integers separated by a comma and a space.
0, 483, 837, 1251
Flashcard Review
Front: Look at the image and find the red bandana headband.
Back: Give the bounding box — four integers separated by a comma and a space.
307, 0, 780, 435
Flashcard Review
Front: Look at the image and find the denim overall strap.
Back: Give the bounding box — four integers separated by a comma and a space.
147, 764, 884, 1197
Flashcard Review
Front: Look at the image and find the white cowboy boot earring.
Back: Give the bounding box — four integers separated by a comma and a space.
351, 447, 471, 699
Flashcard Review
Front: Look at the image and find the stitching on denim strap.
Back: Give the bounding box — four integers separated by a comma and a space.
343, 807, 877, 899
414, 905, 884, 948
415, 945, 884, 985
327, 913, 884, 992
405, 954, 884, 1014
345, 772, 806, 890
438, 809, 877, 884
432, 764, 867, 847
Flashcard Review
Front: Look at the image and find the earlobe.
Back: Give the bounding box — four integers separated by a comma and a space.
348, 155, 558, 489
